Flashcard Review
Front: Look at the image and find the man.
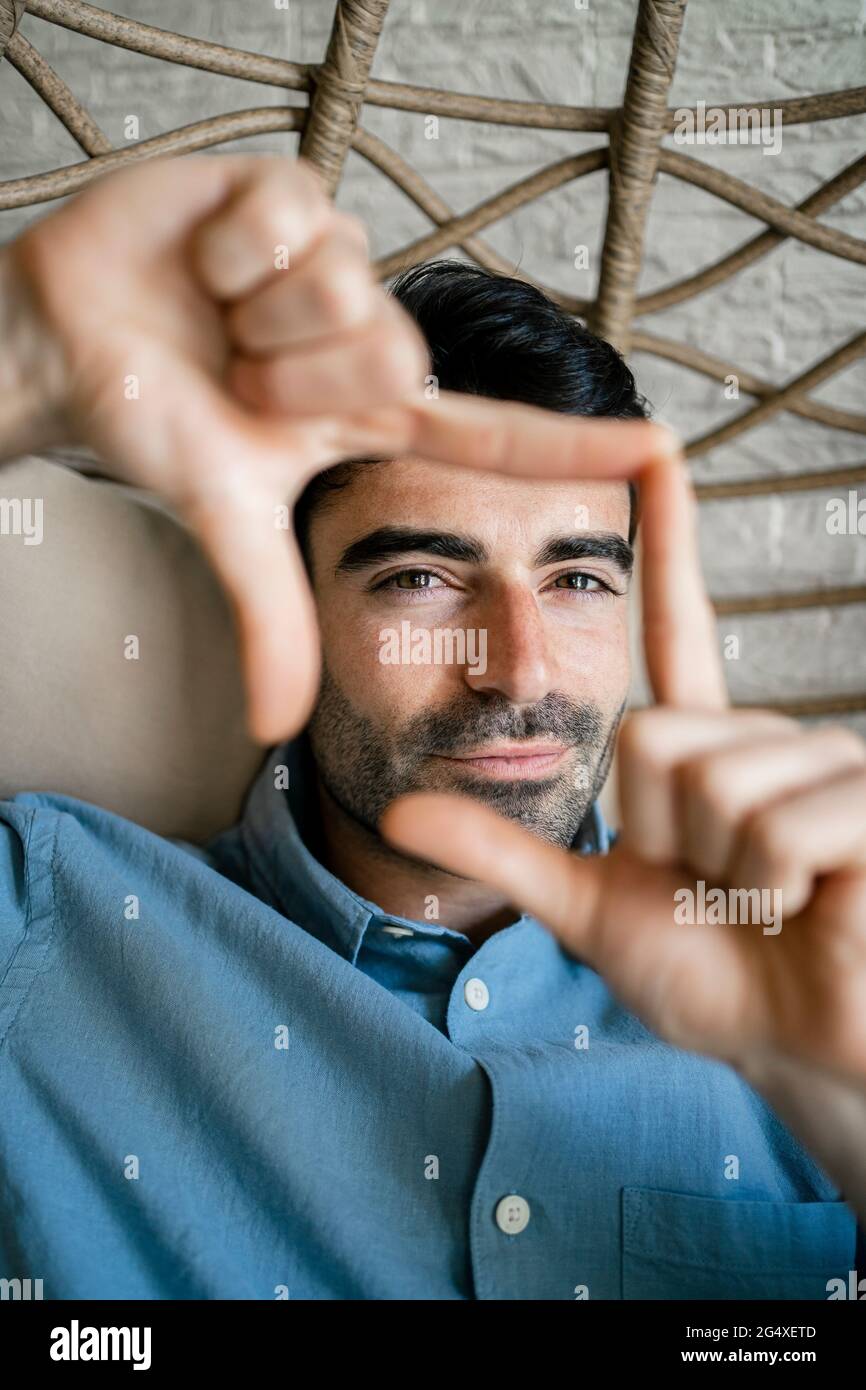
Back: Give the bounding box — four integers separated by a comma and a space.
1, 155, 865, 1300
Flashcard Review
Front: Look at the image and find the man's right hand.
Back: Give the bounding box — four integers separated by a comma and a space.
0, 153, 670, 743
1, 154, 434, 742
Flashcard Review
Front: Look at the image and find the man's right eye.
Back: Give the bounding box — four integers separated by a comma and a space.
374, 569, 447, 591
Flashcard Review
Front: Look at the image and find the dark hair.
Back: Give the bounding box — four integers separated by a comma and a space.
294, 259, 649, 568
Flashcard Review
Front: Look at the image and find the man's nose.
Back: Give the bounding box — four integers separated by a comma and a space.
467, 585, 554, 705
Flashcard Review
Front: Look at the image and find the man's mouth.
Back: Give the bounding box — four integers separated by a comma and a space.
431, 741, 571, 781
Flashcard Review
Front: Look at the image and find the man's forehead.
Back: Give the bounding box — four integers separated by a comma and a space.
327, 455, 630, 539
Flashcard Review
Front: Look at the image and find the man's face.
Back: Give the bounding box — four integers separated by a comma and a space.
305, 458, 632, 850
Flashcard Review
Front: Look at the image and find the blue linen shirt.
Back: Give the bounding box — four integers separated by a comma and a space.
0, 735, 857, 1300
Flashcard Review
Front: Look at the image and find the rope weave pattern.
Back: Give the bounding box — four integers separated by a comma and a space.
299, 0, 390, 195
0, 0, 24, 56
1, 0, 863, 713
593, 0, 688, 352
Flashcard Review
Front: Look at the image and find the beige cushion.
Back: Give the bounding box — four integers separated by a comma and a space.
0, 457, 265, 842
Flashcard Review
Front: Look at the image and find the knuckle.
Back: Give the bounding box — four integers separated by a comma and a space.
617, 708, 678, 772
247, 191, 299, 255
462, 416, 510, 471
331, 211, 369, 254
402, 325, 432, 384
225, 296, 257, 346
260, 358, 293, 408
743, 804, 790, 867
259, 158, 322, 212
812, 725, 866, 765
13, 222, 67, 311
734, 709, 800, 738
234, 356, 282, 410
617, 712, 651, 763
368, 321, 427, 396
239, 171, 325, 261
312, 257, 372, 329
678, 754, 734, 815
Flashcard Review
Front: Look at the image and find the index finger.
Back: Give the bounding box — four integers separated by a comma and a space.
334, 390, 677, 481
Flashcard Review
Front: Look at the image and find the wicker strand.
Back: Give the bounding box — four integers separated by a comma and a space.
299, 0, 390, 196
23, 0, 312, 88
695, 462, 866, 501
629, 695, 866, 716
352, 125, 532, 280
20, 2, 866, 130
5, 31, 111, 154
637, 152, 866, 314
714, 587, 866, 616
0, 0, 23, 56
0, 108, 306, 210
685, 330, 866, 458
592, 0, 688, 351
631, 330, 866, 437
749, 696, 866, 717
658, 147, 866, 266
372, 148, 607, 281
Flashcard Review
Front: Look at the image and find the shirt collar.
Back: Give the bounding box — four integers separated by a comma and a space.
239, 732, 612, 964
240, 734, 376, 964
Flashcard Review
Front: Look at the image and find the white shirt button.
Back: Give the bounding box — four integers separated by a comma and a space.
464, 977, 490, 1011
495, 1194, 531, 1235
380, 925, 415, 938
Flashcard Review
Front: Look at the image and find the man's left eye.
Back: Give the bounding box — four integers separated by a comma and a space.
552, 572, 609, 593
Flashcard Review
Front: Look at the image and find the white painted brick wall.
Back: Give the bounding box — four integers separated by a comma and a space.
1, 0, 863, 732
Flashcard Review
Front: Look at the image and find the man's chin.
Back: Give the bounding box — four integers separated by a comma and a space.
416, 762, 589, 848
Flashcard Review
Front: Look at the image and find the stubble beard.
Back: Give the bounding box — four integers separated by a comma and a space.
307, 664, 622, 852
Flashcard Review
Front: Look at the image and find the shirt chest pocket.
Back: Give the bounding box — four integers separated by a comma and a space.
621, 1186, 856, 1300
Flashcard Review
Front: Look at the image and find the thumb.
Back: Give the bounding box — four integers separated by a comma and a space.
183, 477, 320, 745
379, 791, 603, 950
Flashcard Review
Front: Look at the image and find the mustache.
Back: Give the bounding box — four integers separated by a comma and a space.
403, 692, 605, 756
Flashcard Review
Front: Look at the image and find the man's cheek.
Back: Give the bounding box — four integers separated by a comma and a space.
372, 658, 458, 725
318, 610, 384, 678
558, 620, 630, 698
322, 611, 457, 711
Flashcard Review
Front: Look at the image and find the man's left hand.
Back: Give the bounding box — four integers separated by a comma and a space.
381, 452, 866, 1086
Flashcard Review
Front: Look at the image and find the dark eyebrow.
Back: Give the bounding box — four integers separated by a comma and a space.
334, 526, 633, 577
335, 527, 488, 573
532, 533, 634, 576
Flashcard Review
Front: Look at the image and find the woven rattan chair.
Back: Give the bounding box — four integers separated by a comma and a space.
1, 0, 864, 717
